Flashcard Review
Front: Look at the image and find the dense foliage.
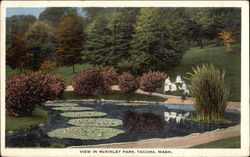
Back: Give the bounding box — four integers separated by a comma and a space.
72, 67, 115, 96
25, 21, 55, 70
6, 73, 47, 117
6, 8, 241, 74
6, 73, 65, 117
139, 71, 166, 93
56, 13, 85, 72
187, 64, 230, 122
130, 8, 188, 74
123, 110, 165, 134
43, 74, 65, 100
6, 34, 32, 72
118, 72, 139, 94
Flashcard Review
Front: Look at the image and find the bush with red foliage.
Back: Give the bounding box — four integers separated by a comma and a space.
43, 74, 65, 100
6, 73, 48, 117
97, 68, 118, 95
6, 72, 66, 117
72, 67, 105, 96
139, 71, 166, 93
122, 110, 165, 134
118, 72, 139, 94
102, 67, 118, 85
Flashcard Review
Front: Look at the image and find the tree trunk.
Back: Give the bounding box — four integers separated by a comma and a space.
72, 64, 75, 73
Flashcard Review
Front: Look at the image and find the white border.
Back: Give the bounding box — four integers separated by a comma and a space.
1, 1, 249, 157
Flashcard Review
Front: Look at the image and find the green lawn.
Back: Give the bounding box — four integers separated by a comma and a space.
191, 136, 240, 148
157, 44, 241, 101
6, 108, 49, 133
59, 91, 166, 102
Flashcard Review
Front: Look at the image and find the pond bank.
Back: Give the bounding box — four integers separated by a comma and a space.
65, 85, 240, 110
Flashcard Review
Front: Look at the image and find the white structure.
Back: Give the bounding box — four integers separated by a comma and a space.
175, 74, 183, 83
164, 77, 171, 93
170, 83, 177, 92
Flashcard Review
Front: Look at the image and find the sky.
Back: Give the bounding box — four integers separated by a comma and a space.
6, 8, 46, 18
6, 8, 84, 18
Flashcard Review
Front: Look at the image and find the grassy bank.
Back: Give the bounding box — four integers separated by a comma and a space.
6, 108, 49, 133
59, 91, 166, 102
191, 136, 240, 148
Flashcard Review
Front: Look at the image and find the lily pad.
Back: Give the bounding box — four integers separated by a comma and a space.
52, 106, 93, 111
60, 112, 107, 118
68, 118, 123, 127
47, 127, 125, 140
45, 103, 79, 107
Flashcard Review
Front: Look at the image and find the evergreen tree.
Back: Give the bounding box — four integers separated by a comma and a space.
83, 15, 112, 66
6, 34, 32, 72
130, 8, 188, 74
83, 8, 138, 67
56, 13, 85, 73
25, 21, 55, 70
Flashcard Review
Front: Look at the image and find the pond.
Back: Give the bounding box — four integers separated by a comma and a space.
6, 101, 240, 148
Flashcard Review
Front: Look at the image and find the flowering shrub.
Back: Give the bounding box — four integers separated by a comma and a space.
118, 72, 139, 94
102, 67, 118, 85
40, 61, 56, 72
98, 68, 118, 94
139, 71, 166, 93
43, 74, 65, 100
6, 73, 48, 117
72, 67, 104, 96
6, 72, 66, 117
219, 30, 235, 53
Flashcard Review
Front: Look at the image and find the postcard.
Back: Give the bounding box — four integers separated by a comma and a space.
1, 1, 249, 157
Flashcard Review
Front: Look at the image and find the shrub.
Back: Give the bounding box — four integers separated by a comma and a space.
43, 74, 65, 100
72, 67, 105, 96
102, 67, 118, 85
6, 73, 48, 117
6, 73, 66, 117
118, 72, 139, 94
97, 67, 118, 95
219, 30, 235, 53
40, 61, 56, 72
122, 110, 165, 134
187, 64, 230, 122
139, 71, 166, 93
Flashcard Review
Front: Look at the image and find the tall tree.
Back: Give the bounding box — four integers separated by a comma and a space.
130, 8, 188, 74
56, 13, 85, 73
83, 15, 111, 66
6, 34, 32, 72
25, 21, 55, 70
83, 8, 138, 67
39, 7, 77, 27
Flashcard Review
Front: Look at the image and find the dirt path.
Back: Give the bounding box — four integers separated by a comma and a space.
65, 85, 240, 110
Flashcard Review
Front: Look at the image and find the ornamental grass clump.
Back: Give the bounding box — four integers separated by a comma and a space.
118, 72, 139, 94
187, 64, 230, 122
139, 71, 166, 94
